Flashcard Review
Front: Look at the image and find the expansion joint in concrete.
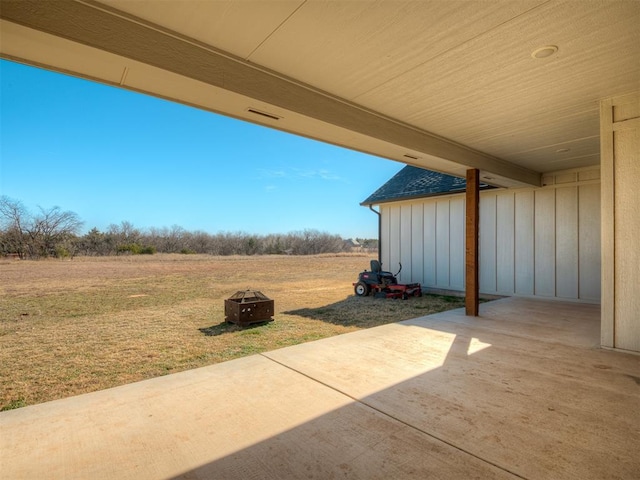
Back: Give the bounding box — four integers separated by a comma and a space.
260, 352, 528, 480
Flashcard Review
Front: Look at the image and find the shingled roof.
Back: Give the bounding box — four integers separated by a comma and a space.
361, 165, 495, 205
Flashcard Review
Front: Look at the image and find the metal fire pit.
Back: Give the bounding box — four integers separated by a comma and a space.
224, 290, 274, 327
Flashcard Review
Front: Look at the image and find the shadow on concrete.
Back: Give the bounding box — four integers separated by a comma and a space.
171, 301, 638, 479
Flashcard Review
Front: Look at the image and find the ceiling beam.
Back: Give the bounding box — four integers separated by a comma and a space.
0, 0, 541, 187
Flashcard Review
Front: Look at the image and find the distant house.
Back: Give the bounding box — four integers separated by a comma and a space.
362, 165, 601, 303
344, 238, 362, 252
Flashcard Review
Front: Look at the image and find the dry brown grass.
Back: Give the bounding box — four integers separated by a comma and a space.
0, 254, 465, 410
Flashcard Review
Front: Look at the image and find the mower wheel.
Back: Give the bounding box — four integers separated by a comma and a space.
354, 281, 370, 297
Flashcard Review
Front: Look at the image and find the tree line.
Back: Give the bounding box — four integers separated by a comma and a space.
0, 196, 377, 259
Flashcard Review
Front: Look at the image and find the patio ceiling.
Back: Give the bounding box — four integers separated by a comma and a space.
1, 0, 639, 187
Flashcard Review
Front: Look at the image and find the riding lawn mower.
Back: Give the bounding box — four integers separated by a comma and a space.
353, 260, 422, 299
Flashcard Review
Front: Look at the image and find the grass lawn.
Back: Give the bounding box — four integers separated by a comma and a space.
0, 254, 465, 410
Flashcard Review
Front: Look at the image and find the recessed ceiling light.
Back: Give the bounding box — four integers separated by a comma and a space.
531, 45, 558, 59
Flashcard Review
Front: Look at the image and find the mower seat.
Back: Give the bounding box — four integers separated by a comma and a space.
370, 260, 382, 273
370, 260, 397, 285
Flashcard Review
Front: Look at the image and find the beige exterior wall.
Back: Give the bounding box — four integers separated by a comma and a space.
379, 167, 601, 303
601, 92, 640, 353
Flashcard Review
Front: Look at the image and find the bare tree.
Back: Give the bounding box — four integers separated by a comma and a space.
108, 221, 140, 244
0, 196, 83, 258
0, 196, 27, 229
184, 230, 213, 254
107, 220, 142, 253
27, 205, 84, 258
145, 225, 186, 253
0, 196, 29, 258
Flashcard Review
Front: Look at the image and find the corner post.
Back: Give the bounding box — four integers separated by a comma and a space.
465, 168, 480, 316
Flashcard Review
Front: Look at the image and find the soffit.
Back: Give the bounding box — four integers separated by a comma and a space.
98, 0, 640, 172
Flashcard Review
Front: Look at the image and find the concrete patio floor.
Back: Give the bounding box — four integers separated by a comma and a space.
1, 297, 639, 479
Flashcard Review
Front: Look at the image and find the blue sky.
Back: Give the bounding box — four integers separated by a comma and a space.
0, 59, 402, 239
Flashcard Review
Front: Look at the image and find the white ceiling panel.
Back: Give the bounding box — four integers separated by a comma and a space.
351, 1, 639, 168
102, 0, 304, 60
358, 1, 637, 120
247, 0, 545, 100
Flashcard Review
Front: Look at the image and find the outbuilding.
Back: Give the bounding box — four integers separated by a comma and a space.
362, 165, 601, 304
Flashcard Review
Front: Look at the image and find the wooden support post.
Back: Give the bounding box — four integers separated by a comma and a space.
465, 168, 480, 316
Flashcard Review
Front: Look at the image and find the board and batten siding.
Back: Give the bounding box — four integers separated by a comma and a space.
379, 168, 601, 303
601, 92, 640, 352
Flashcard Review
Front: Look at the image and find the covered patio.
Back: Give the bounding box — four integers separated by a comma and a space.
2, 297, 637, 479
1, 3, 639, 478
